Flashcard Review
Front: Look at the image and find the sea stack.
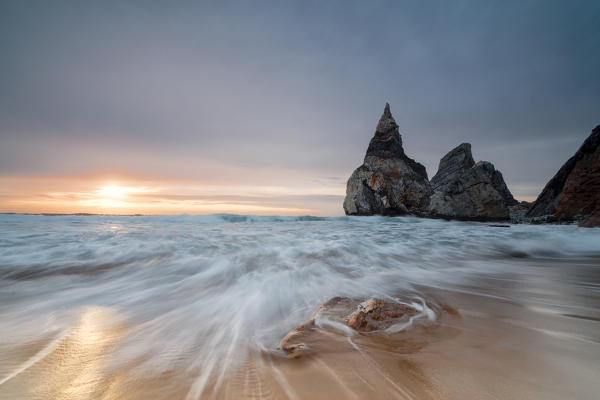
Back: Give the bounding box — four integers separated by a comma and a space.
428, 143, 517, 220
526, 125, 600, 226
343, 103, 431, 215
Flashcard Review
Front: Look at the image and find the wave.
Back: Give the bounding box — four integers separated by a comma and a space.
0, 213, 599, 395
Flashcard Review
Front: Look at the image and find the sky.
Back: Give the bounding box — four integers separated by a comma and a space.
1, 0, 599, 216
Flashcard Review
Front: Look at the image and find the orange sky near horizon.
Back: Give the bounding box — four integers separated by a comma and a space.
0, 174, 348, 216
0, 174, 538, 216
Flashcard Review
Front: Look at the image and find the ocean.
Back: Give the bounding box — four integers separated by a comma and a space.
0, 214, 599, 399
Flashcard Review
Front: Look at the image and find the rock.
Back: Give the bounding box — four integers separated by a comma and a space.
277, 319, 315, 358
277, 297, 415, 356
344, 298, 415, 332
527, 126, 600, 225
343, 103, 431, 215
430, 143, 475, 192
579, 209, 600, 228
554, 127, 600, 224
509, 201, 533, 223
277, 296, 459, 358
277, 297, 351, 358
529, 214, 557, 224
428, 144, 517, 220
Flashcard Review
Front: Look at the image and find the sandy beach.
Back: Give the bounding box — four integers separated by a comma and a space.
1, 215, 599, 399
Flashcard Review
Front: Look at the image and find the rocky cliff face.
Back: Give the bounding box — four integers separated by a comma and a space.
343, 104, 599, 225
428, 143, 517, 220
430, 143, 475, 192
343, 104, 431, 215
527, 126, 600, 226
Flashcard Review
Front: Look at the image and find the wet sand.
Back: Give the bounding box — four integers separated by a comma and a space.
1, 259, 599, 399
1, 215, 599, 399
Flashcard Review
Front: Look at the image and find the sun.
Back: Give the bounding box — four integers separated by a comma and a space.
96, 185, 130, 199
89, 184, 149, 208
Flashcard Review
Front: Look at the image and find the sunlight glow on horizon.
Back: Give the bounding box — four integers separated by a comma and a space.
0, 175, 347, 216
96, 185, 143, 199
0, 175, 537, 216
88, 185, 154, 208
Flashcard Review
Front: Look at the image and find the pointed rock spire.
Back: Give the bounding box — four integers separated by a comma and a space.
343, 102, 431, 216
367, 103, 404, 159
383, 102, 391, 116
376, 102, 398, 134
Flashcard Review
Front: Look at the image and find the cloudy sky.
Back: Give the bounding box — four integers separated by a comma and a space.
1, 0, 598, 215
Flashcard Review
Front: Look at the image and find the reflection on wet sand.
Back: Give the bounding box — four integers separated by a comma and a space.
1, 216, 599, 399
1, 284, 599, 400
0, 307, 124, 399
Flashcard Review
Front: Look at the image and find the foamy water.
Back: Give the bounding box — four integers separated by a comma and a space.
1, 214, 599, 399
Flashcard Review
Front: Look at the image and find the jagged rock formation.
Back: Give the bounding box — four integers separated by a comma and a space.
343, 104, 431, 215
527, 126, 600, 226
428, 143, 517, 220
342, 104, 599, 224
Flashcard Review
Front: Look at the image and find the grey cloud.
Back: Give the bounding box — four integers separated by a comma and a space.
1, 0, 598, 207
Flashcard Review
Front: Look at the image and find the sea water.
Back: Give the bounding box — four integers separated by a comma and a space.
0, 214, 599, 399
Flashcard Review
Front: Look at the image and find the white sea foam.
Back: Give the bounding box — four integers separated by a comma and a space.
0, 213, 599, 390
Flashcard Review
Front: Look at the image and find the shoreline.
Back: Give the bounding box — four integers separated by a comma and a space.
0, 211, 591, 226
1, 216, 598, 399
2, 268, 598, 399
